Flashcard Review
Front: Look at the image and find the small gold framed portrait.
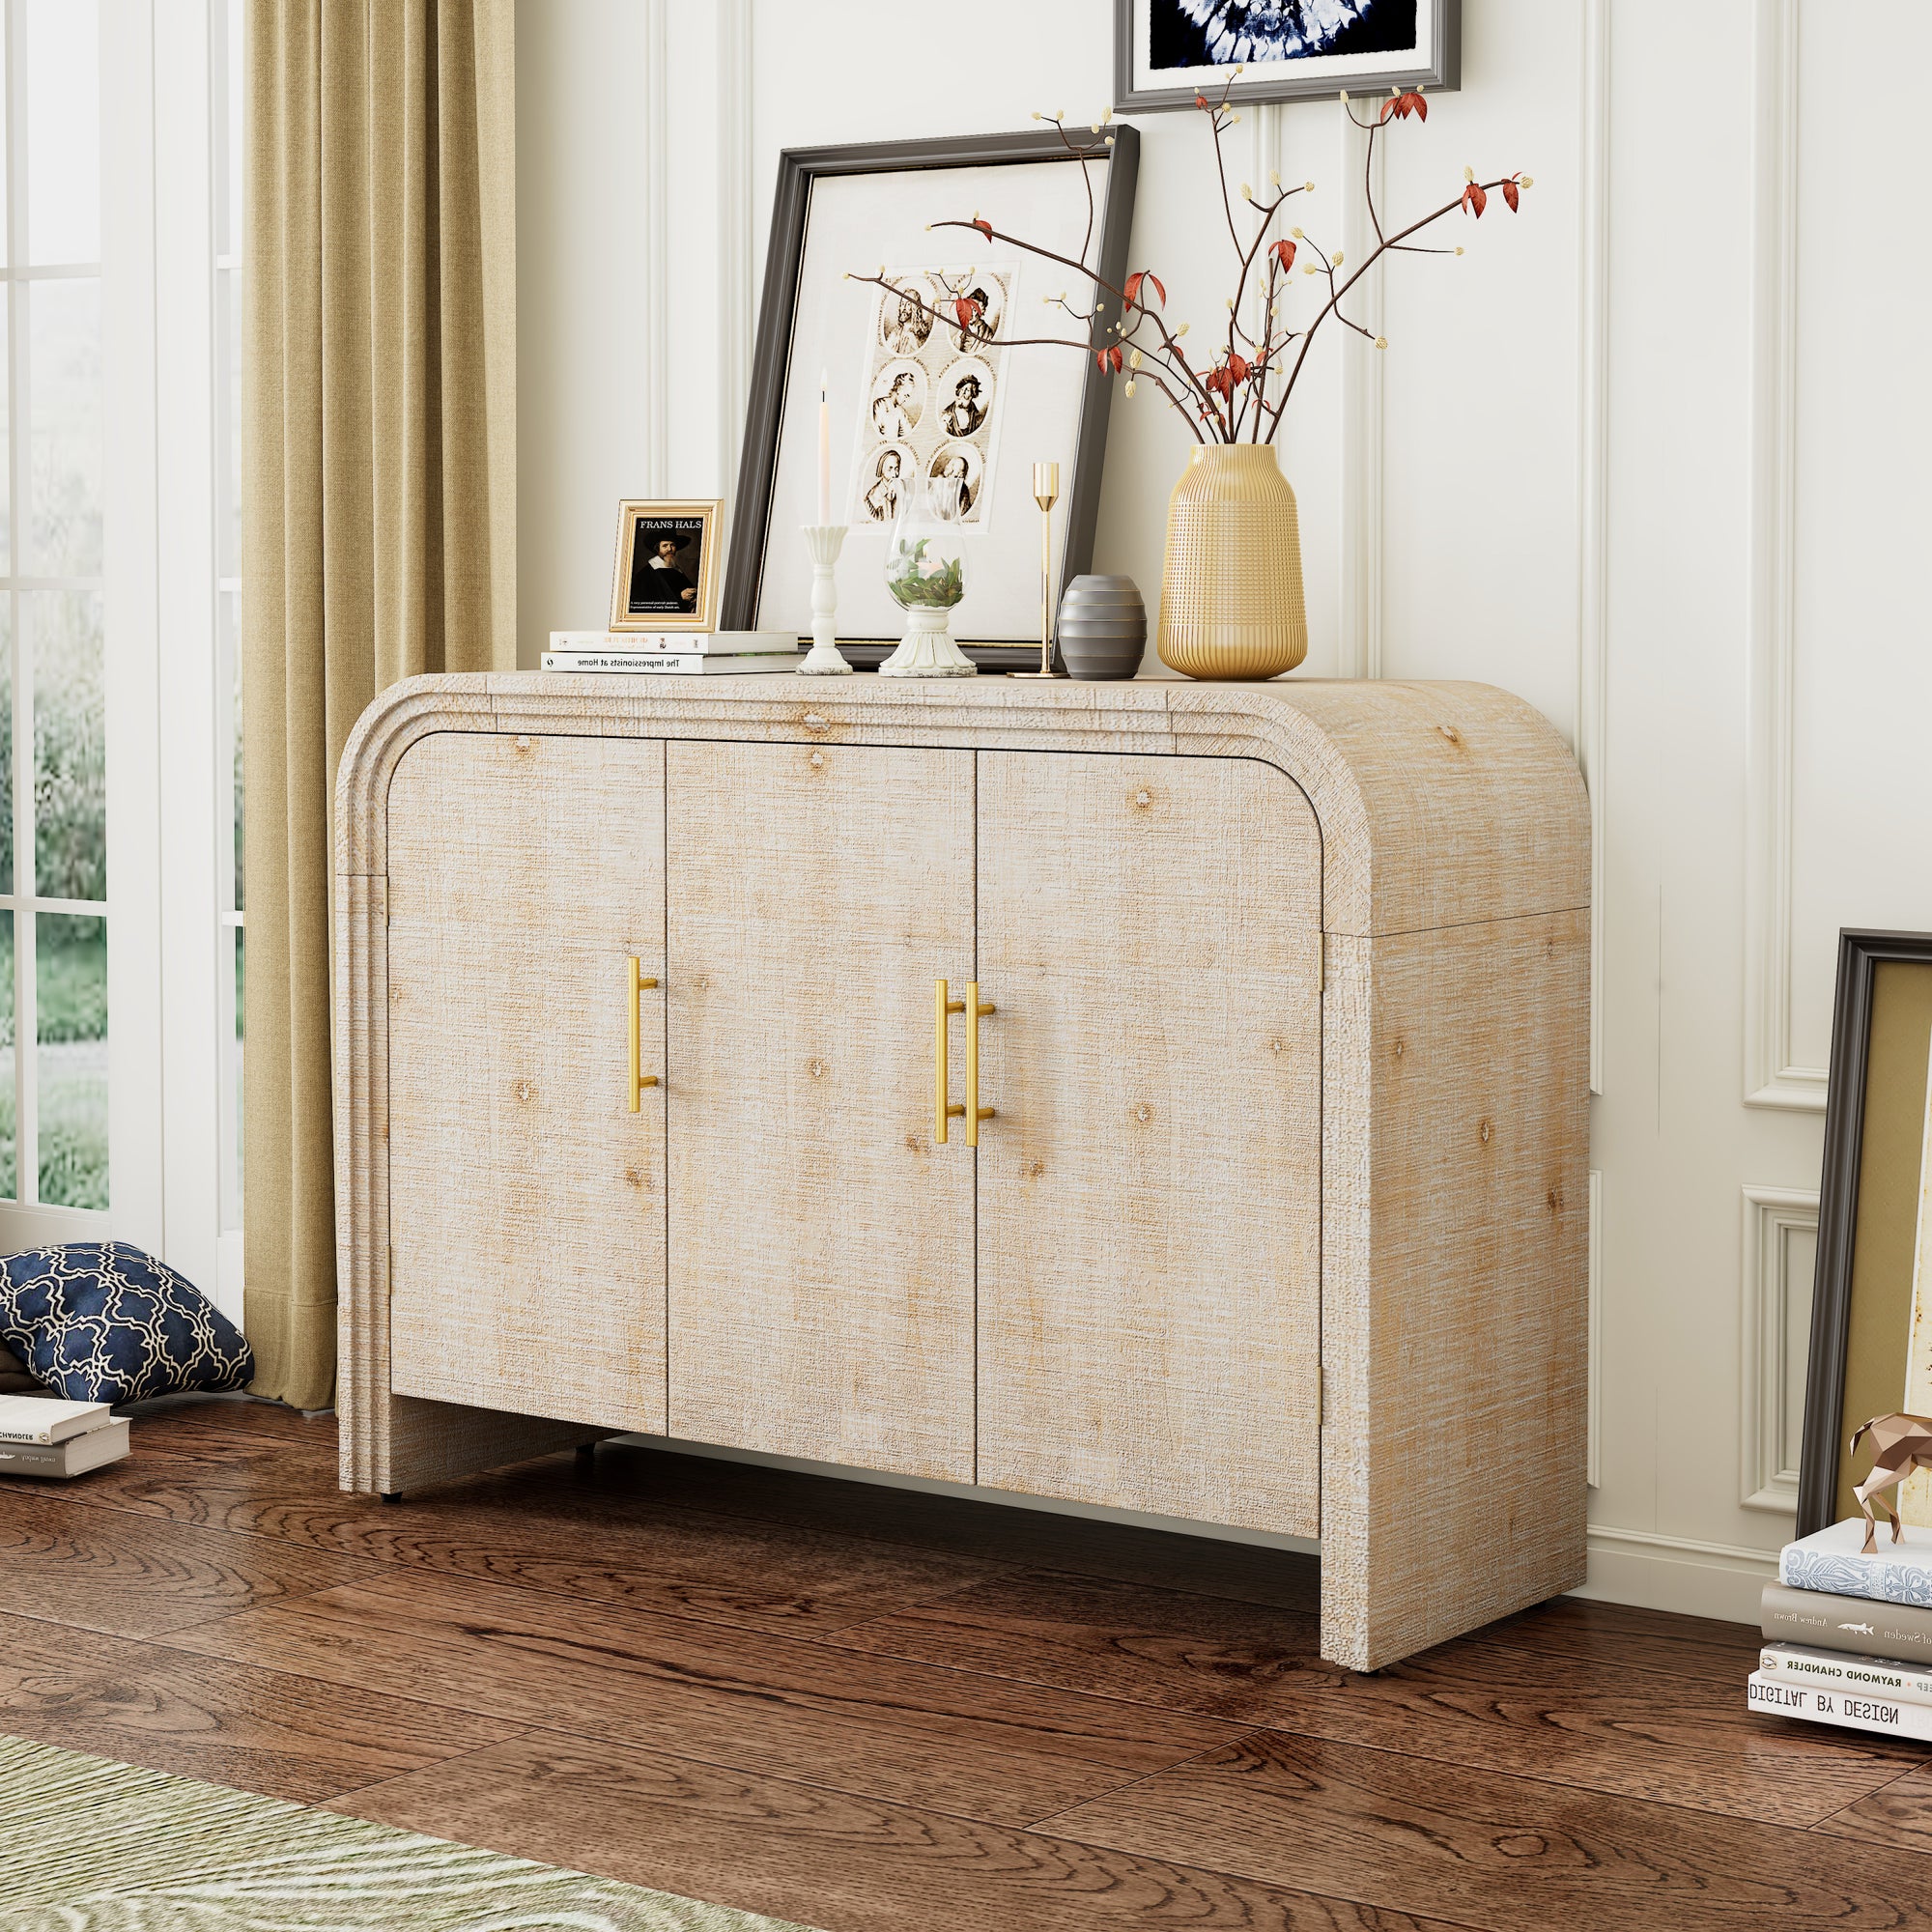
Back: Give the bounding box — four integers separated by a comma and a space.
610, 498, 723, 632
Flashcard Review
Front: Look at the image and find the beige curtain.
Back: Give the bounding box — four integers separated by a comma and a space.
242, 0, 517, 1410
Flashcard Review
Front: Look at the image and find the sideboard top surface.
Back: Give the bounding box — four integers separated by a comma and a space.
337, 673, 1588, 938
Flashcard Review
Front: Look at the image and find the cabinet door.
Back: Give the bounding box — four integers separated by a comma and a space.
976, 753, 1322, 1535
386, 732, 668, 1433
667, 740, 976, 1482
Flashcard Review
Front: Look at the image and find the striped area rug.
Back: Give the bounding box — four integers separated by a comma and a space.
0, 1734, 822, 1931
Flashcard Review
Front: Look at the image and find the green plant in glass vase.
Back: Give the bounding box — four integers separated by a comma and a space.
878, 482, 977, 677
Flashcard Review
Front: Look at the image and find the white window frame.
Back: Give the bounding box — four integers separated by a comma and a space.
0, 1, 239, 1321
0, 0, 113, 1248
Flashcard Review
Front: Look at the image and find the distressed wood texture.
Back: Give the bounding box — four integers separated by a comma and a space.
666, 741, 978, 1482
385, 731, 668, 1434
1321, 912, 1592, 1667
335, 674, 1589, 1669
339, 674, 1586, 937
976, 752, 1322, 1534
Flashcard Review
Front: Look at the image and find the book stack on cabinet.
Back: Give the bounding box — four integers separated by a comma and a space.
0, 1395, 129, 1478
542, 631, 802, 676
1751, 1519, 1932, 1740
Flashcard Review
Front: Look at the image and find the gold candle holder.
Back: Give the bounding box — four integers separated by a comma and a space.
1014, 461, 1065, 677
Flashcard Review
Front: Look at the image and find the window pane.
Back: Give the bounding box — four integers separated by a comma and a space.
217, 269, 242, 575
0, 911, 14, 1202
227, 591, 243, 910
219, 0, 244, 260
33, 591, 105, 901
0, 601, 12, 896
29, 280, 104, 576
226, 925, 244, 1227
26, 0, 101, 267
0, 299, 10, 570
37, 910, 106, 1209
0, 38, 10, 270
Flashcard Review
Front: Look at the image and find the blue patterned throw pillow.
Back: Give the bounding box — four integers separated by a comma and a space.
0, 1242, 253, 1404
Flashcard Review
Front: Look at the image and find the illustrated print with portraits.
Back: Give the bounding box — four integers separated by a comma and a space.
851, 266, 1014, 528
626, 515, 707, 618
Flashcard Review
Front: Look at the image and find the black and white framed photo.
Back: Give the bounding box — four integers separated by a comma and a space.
610, 498, 723, 633
722, 128, 1140, 668
1116, 0, 1460, 114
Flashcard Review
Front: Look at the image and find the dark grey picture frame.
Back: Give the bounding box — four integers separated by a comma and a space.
1797, 927, 1932, 1537
1113, 0, 1460, 113
721, 127, 1141, 670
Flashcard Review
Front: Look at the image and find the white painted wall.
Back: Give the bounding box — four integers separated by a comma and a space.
517, 0, 1932, 1624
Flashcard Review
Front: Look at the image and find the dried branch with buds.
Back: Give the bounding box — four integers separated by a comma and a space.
846, 76, 1531, 446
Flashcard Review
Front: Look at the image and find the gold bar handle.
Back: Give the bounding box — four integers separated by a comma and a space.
934, 980, 966, 1143
966, 981, 995, 1146
627, 956, 660, 1110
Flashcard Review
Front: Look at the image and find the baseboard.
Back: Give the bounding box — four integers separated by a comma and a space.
1574, 1522, 1776, 1627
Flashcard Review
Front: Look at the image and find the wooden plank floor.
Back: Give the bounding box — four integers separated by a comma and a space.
2, 1398, 1928, 1928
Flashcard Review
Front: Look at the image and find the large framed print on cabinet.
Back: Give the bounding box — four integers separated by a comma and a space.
1116, 0, 1460, 113
722, 128, 1140, 670
1798, 929, 1932, 1535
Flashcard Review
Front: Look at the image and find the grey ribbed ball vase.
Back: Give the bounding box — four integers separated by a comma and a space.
1055, 575, 1147, 680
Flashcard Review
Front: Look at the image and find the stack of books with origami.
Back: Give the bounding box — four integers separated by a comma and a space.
1751, 1517, 1932, 1740
542, 630, 801, 675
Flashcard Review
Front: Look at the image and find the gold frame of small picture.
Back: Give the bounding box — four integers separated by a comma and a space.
610, 498, 724, 632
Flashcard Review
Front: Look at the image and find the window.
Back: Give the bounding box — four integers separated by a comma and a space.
0, 2, 245, 1319
215, 0, 242, 1234
0, 0, 108, 1215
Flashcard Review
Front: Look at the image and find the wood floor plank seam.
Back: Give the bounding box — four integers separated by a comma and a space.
310, 1723, 548, 1806
1805, 1760, 1928, 1833
1015, 1725, 1279, 1833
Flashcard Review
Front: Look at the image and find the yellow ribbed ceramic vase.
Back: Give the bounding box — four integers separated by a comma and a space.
1155, 444, 1308, 680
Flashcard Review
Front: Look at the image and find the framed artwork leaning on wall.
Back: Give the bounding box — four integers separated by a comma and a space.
1115, 0, 1460, 113
722, 127, 1139, 670
1798, 928, 1932, 1536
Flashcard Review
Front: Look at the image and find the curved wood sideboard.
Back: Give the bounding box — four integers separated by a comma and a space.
333, 672, 1591, 1671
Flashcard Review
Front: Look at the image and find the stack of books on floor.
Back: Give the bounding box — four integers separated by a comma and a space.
543, 631, 802, 675
0, 1394, 129, 1478
1751, 1518, 1932, 1740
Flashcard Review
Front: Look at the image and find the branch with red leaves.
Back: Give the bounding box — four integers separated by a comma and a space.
847, 84, 1530, 446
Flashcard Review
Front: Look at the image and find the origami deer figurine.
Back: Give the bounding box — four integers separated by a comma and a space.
1850, 1412, 1932, 1553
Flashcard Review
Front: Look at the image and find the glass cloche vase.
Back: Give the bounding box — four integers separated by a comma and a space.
878, 479, 977, 678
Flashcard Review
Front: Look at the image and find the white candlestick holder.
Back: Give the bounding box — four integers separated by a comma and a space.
798, 525, 854, 674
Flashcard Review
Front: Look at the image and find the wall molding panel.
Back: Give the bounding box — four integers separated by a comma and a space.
640, 0, 671, 494
715, 0, 754, 502
1587, 1169, 1603, 1489
1743, 0, 1821, 1112
1577, 0, 1607, 1096
1740, 1183, 1817, 1515
1337, 102, 1384, 682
